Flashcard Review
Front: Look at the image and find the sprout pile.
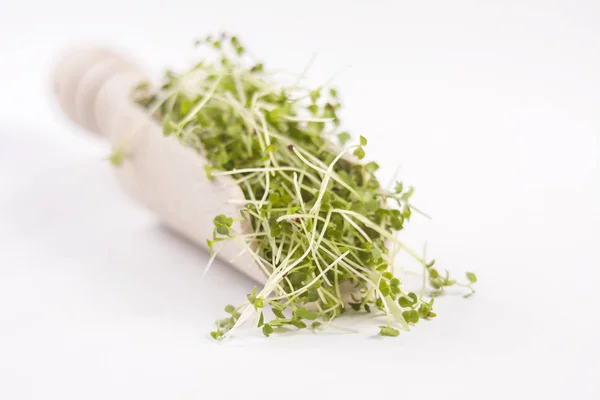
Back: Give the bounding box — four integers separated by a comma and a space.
131, 33, 476, 339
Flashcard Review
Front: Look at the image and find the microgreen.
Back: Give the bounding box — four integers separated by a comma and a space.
132, 33, 477, 339
379, 326, 400, 337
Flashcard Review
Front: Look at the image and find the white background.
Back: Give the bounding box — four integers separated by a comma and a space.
1, 0, 599, 399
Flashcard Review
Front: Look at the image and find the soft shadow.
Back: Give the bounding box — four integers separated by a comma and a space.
0, 158, 256, 321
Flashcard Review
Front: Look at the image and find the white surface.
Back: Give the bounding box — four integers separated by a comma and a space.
1, 1, 599, 399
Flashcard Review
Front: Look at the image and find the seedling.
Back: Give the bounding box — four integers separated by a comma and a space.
133, 33, 476, 339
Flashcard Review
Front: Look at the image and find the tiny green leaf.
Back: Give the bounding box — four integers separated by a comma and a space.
408, 292, 418, 303
257, 312, 264, 327
307, 293, 319, 303
390, 216, 403, 230
294, 307, 309, 318
272, 308, 286, 319
353, 147, 365, 160
337, 131, 351, 145
180, 99, 191, 115
402, 310, 411, 322
216, 226, 229, 236
254, 297, 265, 308
398, 297, 412, 308
224, 304, 236, 314
409, 309, 419, 323
303, 311, 318, 320
292, 320, 307, 329
310, 89, 320, 103
364, 162, 379, 173
262, 324, 274, 337
379, 326, 400, 337
206, 239, 214, 254
430, 277, 443, 289
466, 272, 477, 283
394, 181, 403, 194
247, 287, 257, 304
162, 115, 174, 136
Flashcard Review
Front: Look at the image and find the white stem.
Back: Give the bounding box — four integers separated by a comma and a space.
340, 213, 372, 243
271, 251, 349, 301
179, 74, 223, 126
